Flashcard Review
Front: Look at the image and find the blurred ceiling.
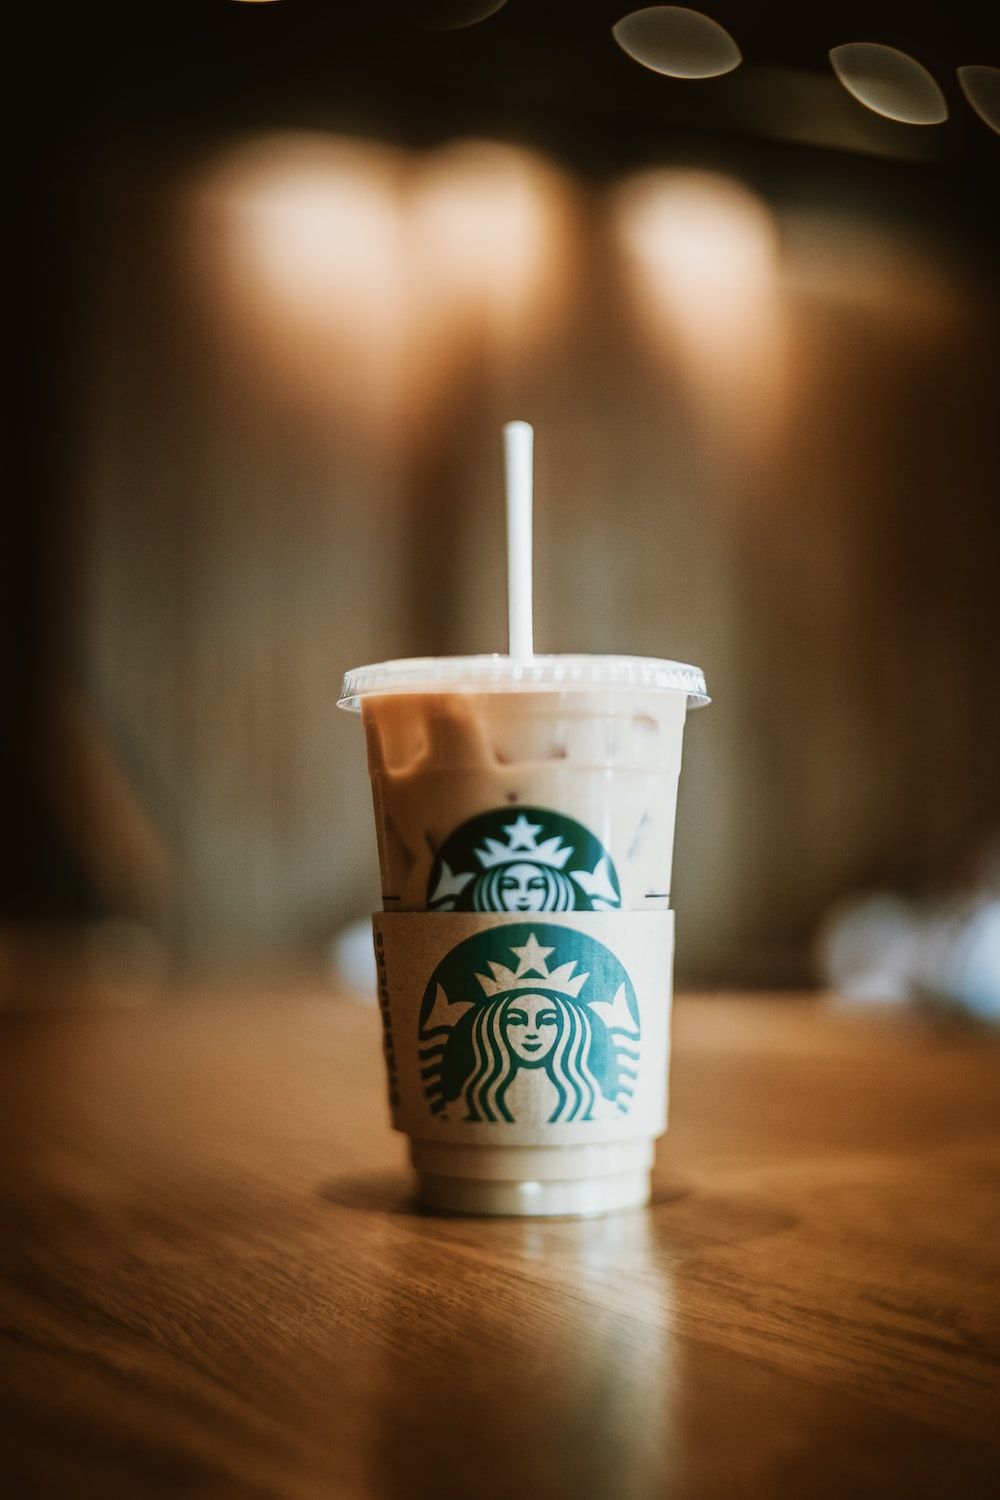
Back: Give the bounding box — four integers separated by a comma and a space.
25, 3, 999, 167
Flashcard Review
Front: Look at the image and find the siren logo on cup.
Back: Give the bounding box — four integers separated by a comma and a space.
418, 925, 640, 1124
427, 809, 622, 913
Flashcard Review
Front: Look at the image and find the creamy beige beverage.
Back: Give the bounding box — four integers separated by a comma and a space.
362, 687, 687, 914
341, 654, 708, 1218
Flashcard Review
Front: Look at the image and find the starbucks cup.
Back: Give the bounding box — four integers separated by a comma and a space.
339, 654, 708, 1217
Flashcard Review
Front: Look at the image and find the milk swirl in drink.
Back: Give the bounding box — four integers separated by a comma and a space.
361, 683, 690, 914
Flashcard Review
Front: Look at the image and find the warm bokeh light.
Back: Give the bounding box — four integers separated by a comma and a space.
958, 64, 1000, 136
227, 149, 399, 321
409, 140, 574, 347
612, 6, 741, 80
193, 134, 406, 426
612, 169, 785, 456
401, 140, 578, 425
613, 170, 778, 350
191, 134, 575, 432
829, 43, 948, 126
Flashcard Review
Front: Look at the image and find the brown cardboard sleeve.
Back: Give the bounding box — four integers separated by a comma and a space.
372, 910, 674, 1149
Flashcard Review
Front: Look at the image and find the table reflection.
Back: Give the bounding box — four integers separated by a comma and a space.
371, 1209, 678, 1500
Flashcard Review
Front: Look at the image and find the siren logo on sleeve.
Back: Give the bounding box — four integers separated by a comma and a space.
427, 808, 622, 913
418, 925, 640, 1124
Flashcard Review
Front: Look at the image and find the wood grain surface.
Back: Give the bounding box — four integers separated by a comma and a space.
1, 992, 999, 1498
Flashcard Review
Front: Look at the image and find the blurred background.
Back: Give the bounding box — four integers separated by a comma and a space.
5, 1, 999, 1005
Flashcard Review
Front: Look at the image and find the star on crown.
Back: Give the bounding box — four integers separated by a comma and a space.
475, 814, 574, 870
476, 932, 589, 999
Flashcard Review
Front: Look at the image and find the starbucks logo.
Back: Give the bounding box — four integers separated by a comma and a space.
428, 808, 622, 913
419, 925, 640, 1124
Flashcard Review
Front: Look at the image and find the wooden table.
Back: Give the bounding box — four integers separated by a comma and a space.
1, 991, 998, 1498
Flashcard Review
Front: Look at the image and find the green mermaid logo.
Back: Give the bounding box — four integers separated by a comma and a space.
419, 925, 640, 1124
427, 809, 622, 913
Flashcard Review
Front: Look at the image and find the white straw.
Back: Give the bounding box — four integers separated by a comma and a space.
504, 420, 534, 659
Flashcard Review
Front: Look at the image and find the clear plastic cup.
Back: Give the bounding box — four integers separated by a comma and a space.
340, 654, 709, 1216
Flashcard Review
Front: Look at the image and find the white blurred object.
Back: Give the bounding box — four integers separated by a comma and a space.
818, 893, 918, 1003
330, 918, 377, 1000
948, 901, 1000, 1021
819, 889, 1000, 1023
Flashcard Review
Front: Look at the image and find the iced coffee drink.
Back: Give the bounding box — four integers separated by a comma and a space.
340, 654, 708, 1216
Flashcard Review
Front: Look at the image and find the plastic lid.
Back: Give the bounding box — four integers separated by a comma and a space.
338, 654, 709, 710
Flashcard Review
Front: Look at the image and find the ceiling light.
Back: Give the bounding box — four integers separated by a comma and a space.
829, 43, 947, 125
612, 6, 741, 80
